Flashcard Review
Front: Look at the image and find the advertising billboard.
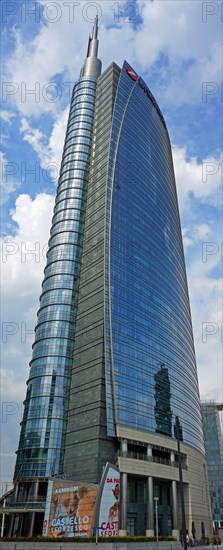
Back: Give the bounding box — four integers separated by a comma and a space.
98, 464, 120, 537
43, 479, 98, 537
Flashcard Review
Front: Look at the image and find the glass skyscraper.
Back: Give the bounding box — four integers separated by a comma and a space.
7, 20, 212, 538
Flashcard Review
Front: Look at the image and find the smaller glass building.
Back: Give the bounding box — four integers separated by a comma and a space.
201, 401, 223, 529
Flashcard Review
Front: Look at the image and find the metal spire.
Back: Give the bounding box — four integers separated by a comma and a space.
92, 15, 98, 40
82, 16, 101, 78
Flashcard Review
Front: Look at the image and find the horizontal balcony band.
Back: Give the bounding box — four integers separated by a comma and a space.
118, 450, 188, 470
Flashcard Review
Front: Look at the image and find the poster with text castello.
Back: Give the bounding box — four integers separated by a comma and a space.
98, 466, 120, 537
43, 479, 98, 538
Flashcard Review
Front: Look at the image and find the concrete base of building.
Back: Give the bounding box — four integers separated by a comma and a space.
172, 530, 180, 540
117, 425, 213, 539
0, 543, 184, 550
119, 529, 127, 536
146, 529, 155, 536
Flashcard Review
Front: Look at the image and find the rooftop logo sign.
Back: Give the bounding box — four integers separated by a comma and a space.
126, 67, 138, 81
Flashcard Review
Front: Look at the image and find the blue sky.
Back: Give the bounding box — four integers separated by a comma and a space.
1, 0, 222, 491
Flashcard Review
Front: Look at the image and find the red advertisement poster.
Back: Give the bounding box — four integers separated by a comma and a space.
98, 466, 120, 537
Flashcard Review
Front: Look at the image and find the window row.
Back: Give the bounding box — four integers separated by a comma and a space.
46, 244, 82, 263
60, 160, 90, 178
30, 355, 72, 368
50, 219, 84, 236
65, 121, 93, 140
49, 231, 82, 249
63, 137, 91, 155
39, 289, 75, 308
56, 188, 87, 204
52, 208, 83, 225
44, 260, 80, 279
55, 183, 87, 200
35, 325, 74, 341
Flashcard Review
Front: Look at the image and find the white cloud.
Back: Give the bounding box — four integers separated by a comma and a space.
194, 223, 212, 240
47, 106, 69, 165
1, 192, 54, 484
182, 228, 194, 250
172, 146, 222, 404
0, 110, 15, 124
1, 192, 54, 308
0, 151, 21, 205
3, 1, 221, 116
19, 107, 69, 179
20, 118, 49, 163
161, 41, 222, 106
172, 147, 222, 402
182, 224, 213, 250
3, 14, 87, 117
137, 0, 220, 62
187, 258, 222, 401
173, 146, 222, 208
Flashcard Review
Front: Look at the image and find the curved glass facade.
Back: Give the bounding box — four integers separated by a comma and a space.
14, 76, 97, 480
105, 61, 204, 453
14, 57, 204, 484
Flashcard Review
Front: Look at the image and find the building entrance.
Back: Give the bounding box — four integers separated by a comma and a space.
127, 475, 173, 536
